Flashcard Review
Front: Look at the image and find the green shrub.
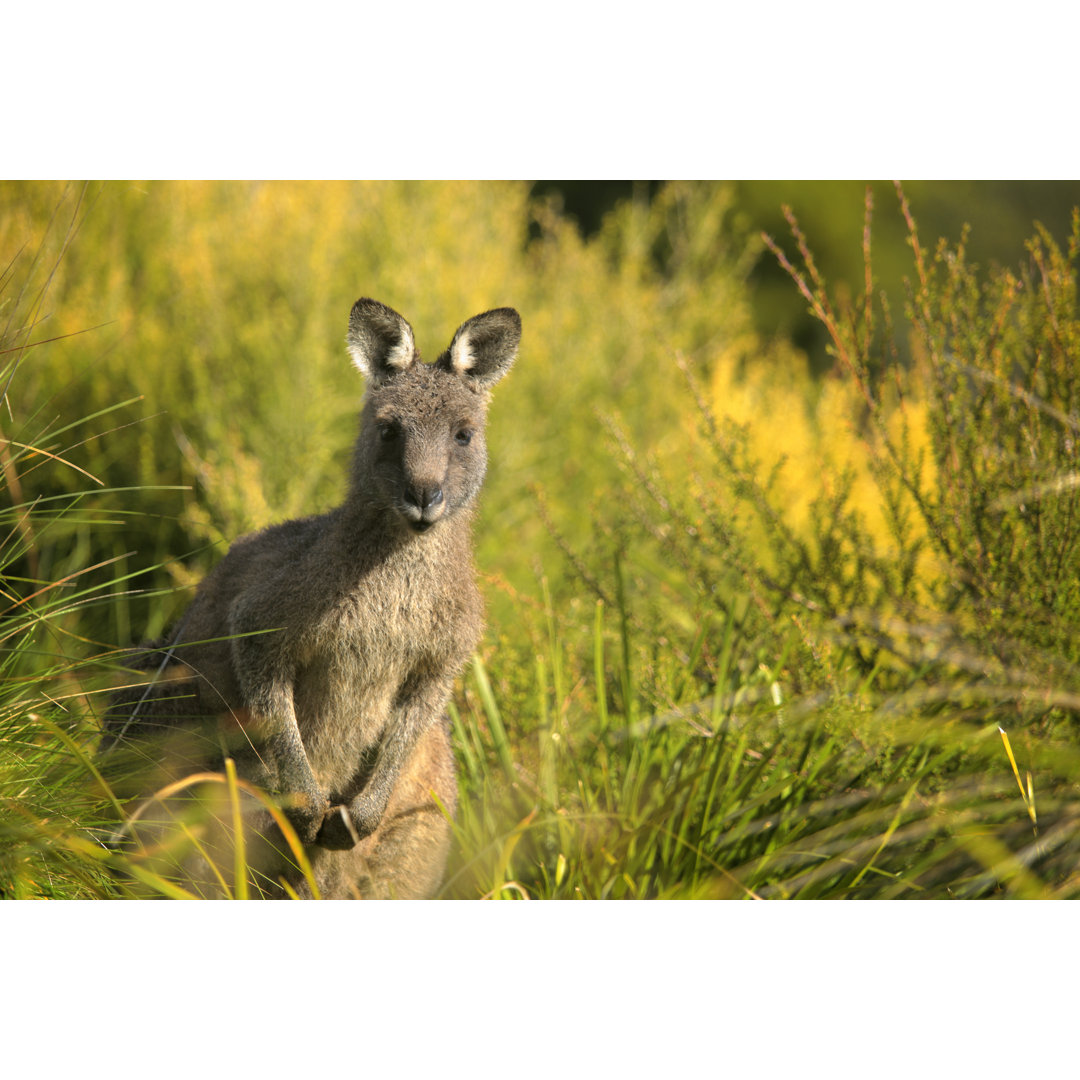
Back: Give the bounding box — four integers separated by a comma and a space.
756, 186, 1080, 717
4, 181, 1080, 899
446, 183, 1080, 899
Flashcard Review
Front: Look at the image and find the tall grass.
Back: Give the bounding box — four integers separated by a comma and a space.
0, 186, 140, 896
3, 180, 1079, 899
442, 184, 1080, 899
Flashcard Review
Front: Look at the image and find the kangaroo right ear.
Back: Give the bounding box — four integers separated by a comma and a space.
346, 299, 418, 384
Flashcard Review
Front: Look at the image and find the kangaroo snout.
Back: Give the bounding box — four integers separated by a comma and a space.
402, 482, 445, 530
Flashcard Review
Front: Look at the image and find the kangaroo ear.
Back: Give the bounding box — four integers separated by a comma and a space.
440, 307, 521, 389
347, 298, 418, 383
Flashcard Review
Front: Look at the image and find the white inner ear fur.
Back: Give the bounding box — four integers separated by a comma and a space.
448, 331, 476, 373
385, 326, 416, 370
346, 342, 369, 374
347, 324, 416, 377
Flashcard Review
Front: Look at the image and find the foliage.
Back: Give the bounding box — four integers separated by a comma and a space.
442, 183, 1080, 899
2, 181, 1079, 899
736, 179, 1080, 375
754, 187, 1080, 707
0, 195, 140, 896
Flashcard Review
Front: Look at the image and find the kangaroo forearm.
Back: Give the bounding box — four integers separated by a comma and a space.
316, 699, 442, 849
351, 706, 432, 830
230, 641, 328, 838
263, 723, 321, 797
230, 626, 321, 793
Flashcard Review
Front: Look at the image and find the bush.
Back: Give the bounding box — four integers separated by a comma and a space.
457, 183, 1080, 898
4, 181, 1080, 899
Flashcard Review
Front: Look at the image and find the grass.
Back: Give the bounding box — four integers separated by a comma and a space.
2, 180, 1079, 900
440, 599, 1080, 900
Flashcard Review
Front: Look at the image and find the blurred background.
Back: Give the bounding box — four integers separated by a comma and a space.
537, 180, 1080, 368
8, 178, 1077, 606
6, 179, 1077, 628
4, 179, 1080, 900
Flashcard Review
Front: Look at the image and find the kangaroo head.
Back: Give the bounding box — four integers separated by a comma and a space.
346, 299, 520, 533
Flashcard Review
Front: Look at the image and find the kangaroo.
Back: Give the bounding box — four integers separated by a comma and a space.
102, 298, 520, 899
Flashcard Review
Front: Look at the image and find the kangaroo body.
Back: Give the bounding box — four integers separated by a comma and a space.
103, 299, 520, 899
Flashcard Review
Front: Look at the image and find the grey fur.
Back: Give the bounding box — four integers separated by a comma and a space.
103, 298, 520, 898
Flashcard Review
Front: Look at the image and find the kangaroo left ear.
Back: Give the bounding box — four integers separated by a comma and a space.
440, 308, 521, 390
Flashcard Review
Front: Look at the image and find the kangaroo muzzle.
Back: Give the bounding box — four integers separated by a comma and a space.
401, 480, 446, 530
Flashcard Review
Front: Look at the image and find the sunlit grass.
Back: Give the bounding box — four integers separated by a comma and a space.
3, 180, 1079, 900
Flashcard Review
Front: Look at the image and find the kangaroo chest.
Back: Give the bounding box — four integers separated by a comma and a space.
291, 546, 478, 786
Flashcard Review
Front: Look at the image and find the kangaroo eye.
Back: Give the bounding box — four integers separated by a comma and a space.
377, 421, 399, 443
455, 428, 473, 447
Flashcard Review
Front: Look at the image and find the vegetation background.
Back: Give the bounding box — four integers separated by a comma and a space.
3, 178, 1080, 902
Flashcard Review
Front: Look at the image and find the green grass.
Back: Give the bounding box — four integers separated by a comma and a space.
439, 595, 1080, 900
3, 180, 1080, 899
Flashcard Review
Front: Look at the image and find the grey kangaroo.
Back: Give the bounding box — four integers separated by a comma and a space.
103, 298, 520, 898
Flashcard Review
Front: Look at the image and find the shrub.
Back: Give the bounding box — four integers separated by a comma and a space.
5, 181, 1080, 899
467, 183, 1080, 898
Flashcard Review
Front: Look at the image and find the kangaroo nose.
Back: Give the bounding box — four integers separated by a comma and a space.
406, 485, 444, 511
